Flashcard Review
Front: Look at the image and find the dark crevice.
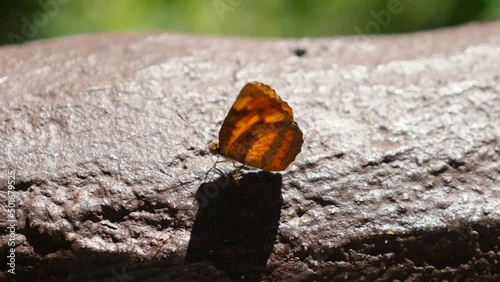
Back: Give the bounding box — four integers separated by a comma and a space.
76, 174, 87, 180
135, 200, 178, 229
430, 166, 448, 176
310, 221, 497, 272
14, 181, 33, 191
448, 158, 466, 169
101, 205, 131, 223
361, 161, 378, 168
334, 152, 345, 159
135, 196, 172, 214
81, 211, 101, 223
381, 155, 395, 164
308, 195, 339, 207
23, 218, 72, 256
363, 153, 405, 168
296, 207, 306, 218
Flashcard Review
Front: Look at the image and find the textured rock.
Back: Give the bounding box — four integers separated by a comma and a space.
0, 21, 499, 281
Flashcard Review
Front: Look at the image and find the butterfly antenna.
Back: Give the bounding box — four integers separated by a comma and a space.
176, 112, 205, 141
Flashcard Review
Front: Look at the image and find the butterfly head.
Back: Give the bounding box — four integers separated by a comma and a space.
209, 141, 219, 155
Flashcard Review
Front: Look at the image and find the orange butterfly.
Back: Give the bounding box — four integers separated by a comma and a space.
209, 82, 303, 171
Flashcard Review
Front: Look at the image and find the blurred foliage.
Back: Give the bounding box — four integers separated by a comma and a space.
1, 0, 499, 45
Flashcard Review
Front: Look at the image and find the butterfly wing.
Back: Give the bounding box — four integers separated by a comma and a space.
218, 82, 303, 171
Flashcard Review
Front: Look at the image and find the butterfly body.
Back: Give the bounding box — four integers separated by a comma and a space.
210, 82, 303, 171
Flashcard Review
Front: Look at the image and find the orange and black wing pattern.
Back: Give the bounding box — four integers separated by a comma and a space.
217, 82, 303, 171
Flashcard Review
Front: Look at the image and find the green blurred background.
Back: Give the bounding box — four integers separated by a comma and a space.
1, 0, 499, 45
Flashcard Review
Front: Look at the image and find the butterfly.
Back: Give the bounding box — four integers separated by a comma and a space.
209, 82, 303, 171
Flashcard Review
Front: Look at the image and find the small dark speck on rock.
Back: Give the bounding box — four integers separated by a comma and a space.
293, 48, 307, 57
334, 152, 345, 159
398, 205, 407, 213
448, 158, 466, 169
197, 149, 208, 156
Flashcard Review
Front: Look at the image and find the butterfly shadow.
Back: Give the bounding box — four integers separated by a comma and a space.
185, 170, 283, 280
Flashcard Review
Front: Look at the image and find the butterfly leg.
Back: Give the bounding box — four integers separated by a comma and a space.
204, 156, 233, 183
232, 162, 243, 187
204, 154, 220, 182
204, 165, 215, 183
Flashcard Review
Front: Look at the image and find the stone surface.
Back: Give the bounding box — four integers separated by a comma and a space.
1, 21, 499, 281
